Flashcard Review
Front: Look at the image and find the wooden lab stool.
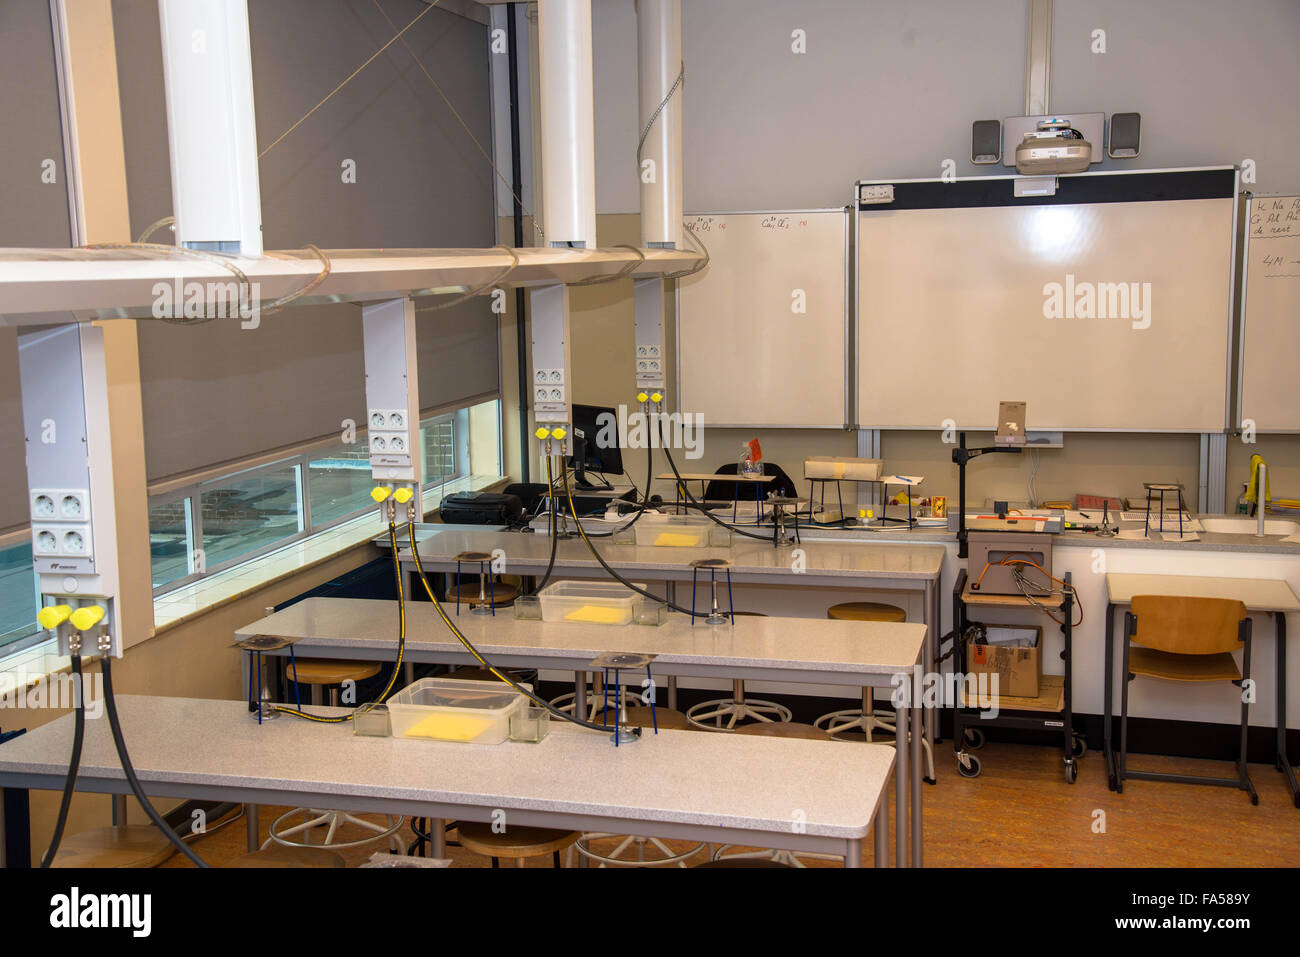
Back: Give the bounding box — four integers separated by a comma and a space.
275, 660, 404, 856
285, 659, 382, 707
572, 706, 707, 866
455, 821, 579, 868
815, 602, 935, 780
686, 612, 793, 730
708, 721, 844, 868
51, 825, 174, 868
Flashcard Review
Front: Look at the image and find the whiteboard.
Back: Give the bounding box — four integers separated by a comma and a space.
678, 210, 848, 427
1239, 195, 1300, 432
857, 195, 1236, 431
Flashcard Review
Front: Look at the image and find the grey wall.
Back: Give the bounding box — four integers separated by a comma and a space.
590, 0, 1300, 213
110, 0, 498, 481
0, 1, 71, 530
1052, 0, 1300, 195
594, 0, 1027, 213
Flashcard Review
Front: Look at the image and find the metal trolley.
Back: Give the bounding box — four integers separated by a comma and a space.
950, 568, 1083, 783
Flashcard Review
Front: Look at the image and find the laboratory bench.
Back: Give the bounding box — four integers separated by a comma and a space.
0, 696, 895, 869
365, 515, 1300, 790
235, 597, 928, 866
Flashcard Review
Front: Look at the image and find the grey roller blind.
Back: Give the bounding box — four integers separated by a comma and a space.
113, 0, 498, 482
0, 330, 28, 531
416, 301, 500, 412
0, 1, 73, 529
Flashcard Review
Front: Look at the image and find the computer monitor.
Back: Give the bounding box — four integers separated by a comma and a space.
567, 404, 624, 488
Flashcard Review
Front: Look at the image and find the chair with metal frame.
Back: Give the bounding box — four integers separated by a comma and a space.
1119, 595, 1257, 804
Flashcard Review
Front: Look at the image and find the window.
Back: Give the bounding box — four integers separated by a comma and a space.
0, 540, 38, 650
198, 463, 303, 570
147, 398, 501, 597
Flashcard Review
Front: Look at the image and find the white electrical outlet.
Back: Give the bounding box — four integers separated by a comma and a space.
60, 526, 91, 556
30, 489, 89, 524
33, 526, 60, 556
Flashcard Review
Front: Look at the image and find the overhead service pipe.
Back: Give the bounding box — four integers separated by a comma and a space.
537, 0, 597, 248
636, 0, 683, 248
158, 0, 263, 256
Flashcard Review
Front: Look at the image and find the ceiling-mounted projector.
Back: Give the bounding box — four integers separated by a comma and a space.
1014, 119, 1092, 175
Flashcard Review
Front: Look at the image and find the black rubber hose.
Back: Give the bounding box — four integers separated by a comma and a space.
408, 525, 633, 736
39, 653, 85, 868
655, 418, 777, 543
100, 655, 209, 868
559, 463, 701, 616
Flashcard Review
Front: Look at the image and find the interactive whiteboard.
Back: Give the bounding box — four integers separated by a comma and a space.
856, 172, 1237, 431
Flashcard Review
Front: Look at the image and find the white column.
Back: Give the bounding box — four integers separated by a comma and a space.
537, 0, 597, 248
44, 0, 153, 652
362, 299, 422, 489
529, 284, 573, 454
157, 0, 263, 255
636, 0, 683, 249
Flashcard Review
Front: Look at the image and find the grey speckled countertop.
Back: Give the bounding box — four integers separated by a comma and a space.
238, 597, 926, 681
0, 695, 892, 841
381, 515, 1300, 559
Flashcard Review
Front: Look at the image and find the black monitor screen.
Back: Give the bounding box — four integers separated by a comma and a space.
567, 404, 624, 482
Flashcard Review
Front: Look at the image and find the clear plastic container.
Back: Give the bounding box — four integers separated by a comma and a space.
510, 706, 551, 743
634, 514, 713, 548
352, 704, 391, 737
387, 677, 527, 744
513, 594, 542, 620
538, 580, 645, 625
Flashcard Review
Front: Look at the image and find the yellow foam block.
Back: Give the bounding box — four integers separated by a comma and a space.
402, 713, 494, 742
564, 605, 626, 624
653, 532, 702, 547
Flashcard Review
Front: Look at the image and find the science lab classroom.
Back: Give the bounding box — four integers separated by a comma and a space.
0, 0, 1297, 914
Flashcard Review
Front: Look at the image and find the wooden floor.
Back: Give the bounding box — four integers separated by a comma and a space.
157, 739, 1300, 868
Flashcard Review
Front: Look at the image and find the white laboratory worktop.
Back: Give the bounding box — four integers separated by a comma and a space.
239, 597, 927, 681
0, 696, 895, 867
235, 597, 926, 865
396, 528, 946, 581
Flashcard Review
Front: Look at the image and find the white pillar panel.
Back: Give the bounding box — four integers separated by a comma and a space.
529, 284, 573, 454
537, 0, 597, 248
633, 277, 666, 395
636, 0, 683, 249
362, 298, 422, 486
18, 324, 125, 656
158, 0, 263, 255
1024, 0, 1052, 117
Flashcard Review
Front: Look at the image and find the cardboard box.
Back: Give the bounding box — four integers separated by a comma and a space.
966, 626, 1042, 698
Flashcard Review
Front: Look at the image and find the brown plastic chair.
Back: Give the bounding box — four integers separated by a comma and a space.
1119, 595, 1256, 803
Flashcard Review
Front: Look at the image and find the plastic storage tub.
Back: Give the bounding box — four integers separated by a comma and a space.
538, 580, 645, 625
633, 514, 714, 548
387, 677, 527, 744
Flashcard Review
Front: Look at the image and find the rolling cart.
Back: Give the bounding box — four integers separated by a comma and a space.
951, 568, 1083, 782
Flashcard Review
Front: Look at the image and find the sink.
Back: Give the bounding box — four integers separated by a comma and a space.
1199, 517, 1299, 536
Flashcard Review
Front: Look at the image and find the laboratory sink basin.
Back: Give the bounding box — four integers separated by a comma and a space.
1199, 517, 1298, 536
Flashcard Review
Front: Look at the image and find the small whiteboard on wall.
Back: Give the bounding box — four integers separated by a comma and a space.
855, 169, 1238, 432
678, 209, 849, 428
1239, 195, 1300, 432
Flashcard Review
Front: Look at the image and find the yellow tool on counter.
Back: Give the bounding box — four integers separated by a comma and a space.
1245, 453, 1271, 508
